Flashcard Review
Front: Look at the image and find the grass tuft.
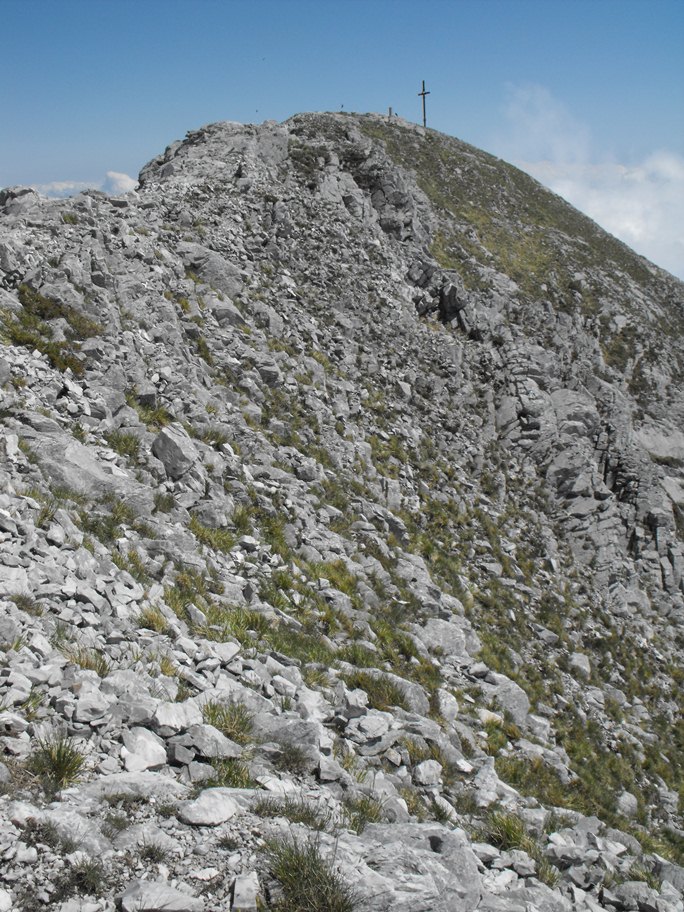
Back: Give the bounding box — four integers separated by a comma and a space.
26, 733, 87, 794
254, 796, 331, 830
342, 794, 385, 834
342, 670, 409, 712
62, 644, 111, 678
201, 700, 254, 745
265, 836, 357, 912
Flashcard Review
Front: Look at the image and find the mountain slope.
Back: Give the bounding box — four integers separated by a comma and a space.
0, 112, 683, 912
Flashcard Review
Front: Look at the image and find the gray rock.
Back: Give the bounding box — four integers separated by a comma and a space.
413, 759, 443, 786
152, 701, 203, 736
79, 771, 189, 802
569, 652, 591, 679
616, 790, 639, 819
177, 787, 241, 825
177, 241, 244, 297
152, 424, 200, 479
182, 724, 242, 759
120, 880, 204, 912
122, 727, 167, 771
232, 871, 261, 911
337, 823, 482, 911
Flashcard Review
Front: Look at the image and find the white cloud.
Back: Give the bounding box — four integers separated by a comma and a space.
520, 154, 684, 280
31, 179, 93, 198
499, 83, 592, 166
102, 171, 137, 194
495, 83, 684, 280
31, 171, 137, 199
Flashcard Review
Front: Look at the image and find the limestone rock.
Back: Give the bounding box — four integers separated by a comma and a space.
120, 880, 204, 912
177, 788, 241, 826
152, 425, 200, 479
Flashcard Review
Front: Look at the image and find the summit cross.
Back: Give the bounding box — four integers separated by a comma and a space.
418, 80, 430, 128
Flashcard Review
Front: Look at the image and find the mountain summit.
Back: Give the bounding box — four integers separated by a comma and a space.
0, 113, 683, 911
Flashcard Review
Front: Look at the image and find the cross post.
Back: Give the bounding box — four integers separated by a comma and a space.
418, 80, 430, 128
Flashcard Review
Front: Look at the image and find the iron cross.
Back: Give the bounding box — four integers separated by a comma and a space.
418, 80, 430, 128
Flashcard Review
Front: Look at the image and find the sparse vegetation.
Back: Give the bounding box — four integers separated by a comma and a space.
104, 429, 141, 460
202, 700, 254, 745
254, 796, 331, 831
0, 283, 102, 376
52, 858, 109, 901
26, 733, 87, 794
264, 836, 357, 912
61, 644, 111, 677
342, 670, 409, 712
342, 794, 385, 833
207, 758, 256, 789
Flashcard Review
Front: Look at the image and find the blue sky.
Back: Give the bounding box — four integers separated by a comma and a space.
2, 0, 683, 277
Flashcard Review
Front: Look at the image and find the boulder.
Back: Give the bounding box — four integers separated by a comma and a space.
122, 727, 167, 771
152, 424, 200, 479
120, 880, 204, 912
177, 787, 241, 826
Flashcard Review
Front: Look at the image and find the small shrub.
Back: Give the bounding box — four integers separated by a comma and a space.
200, 426, 228, 449
102, 812, 129, 837
196, 604, 269, 644
429, 797, 454, 824
196, 335, 213, 364
401, 736, 431, 766
23, 818, 62, 849
154, 491, 175, 513
536, 855, 561, 888
452, 788, 479, 816
36, 498, 59, 528
3, 284, 102, 377
302, 665, 329, 688
78, 497, 136, 544
484, 719, 510, 754
268, 627, 336, 665
336, 643, 380, 668
112, 548, 150, 584
265, 836, 357, 912
398, 785, 428, 821
232, 505, 253, 534
103, 792, 145, 812
310, 559, 358, 595
479, 807, 559, 885
158, 654, 177, 677
26, 734, 86, 794
157, 801, 178, 818
217, 833, 240, 851
126, 392, 171, 430
495, 754, 571, 810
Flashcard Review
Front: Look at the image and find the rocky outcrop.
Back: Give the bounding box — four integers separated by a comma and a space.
0, 112, 682, 912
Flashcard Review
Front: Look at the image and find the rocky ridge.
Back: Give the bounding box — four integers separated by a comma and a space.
0, 111, 682, 911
